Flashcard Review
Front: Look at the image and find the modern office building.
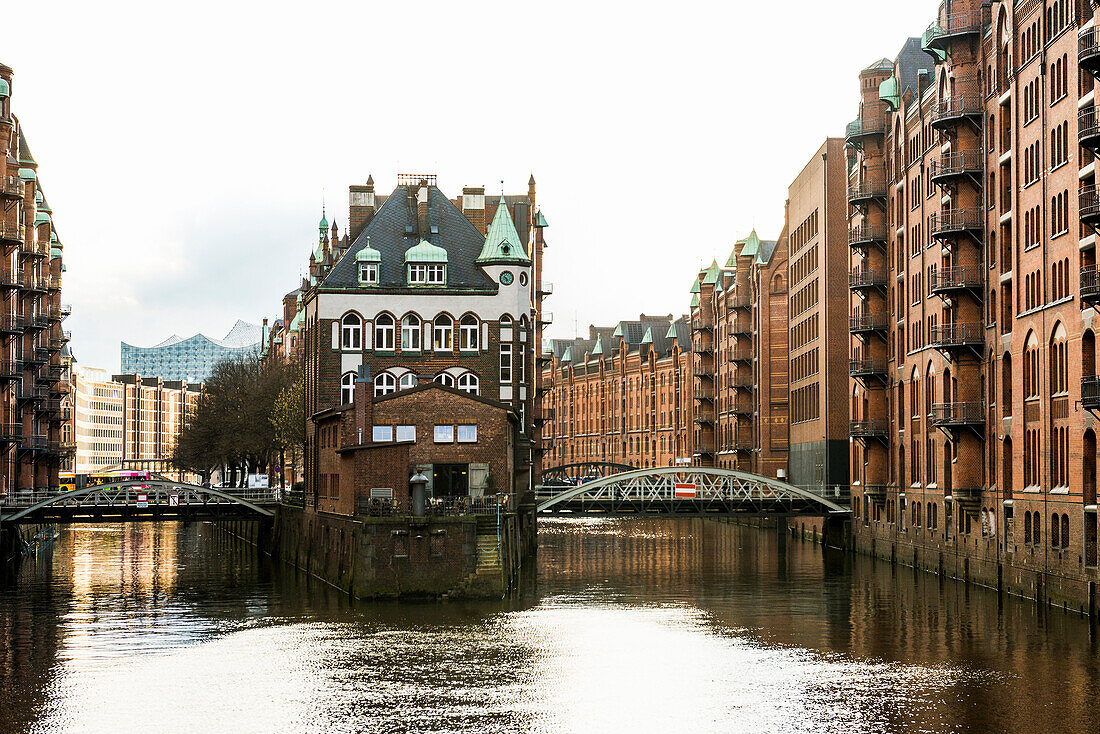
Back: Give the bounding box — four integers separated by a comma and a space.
121, 320, 262, 382
541, 315, 693, 470
71, 366, 124, 472
787, 138, 850, 493
0, 60, 74, 495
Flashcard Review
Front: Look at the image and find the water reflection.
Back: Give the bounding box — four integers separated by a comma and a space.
0, 518, 1097, 733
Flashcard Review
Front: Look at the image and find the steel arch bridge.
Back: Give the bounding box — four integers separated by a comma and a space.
535, 467, 849, 517
540, 462, 637, 484
0, 480, 278, 525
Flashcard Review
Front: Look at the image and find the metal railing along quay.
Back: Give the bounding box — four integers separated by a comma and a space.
355, 493, 509, 518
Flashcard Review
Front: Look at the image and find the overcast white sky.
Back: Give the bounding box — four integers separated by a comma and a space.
3, 0, 939, 372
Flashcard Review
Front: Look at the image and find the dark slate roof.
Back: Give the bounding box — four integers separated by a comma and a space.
283, 287, 301, 300
757, 239, 779, 264
896, 37, 936, 100
320, 185, 496, 292
17, 129, 34, 165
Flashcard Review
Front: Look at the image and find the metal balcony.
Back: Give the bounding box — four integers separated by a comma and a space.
0, 222, 24, 247
849, 311, 888, 337
1081, 186, 1100, 227
730, 374, 753, 390
1080, 27, 1100, 78
849, 420, 889, 441
20, 435, 48, 452
726, 295, 751, 310
930, 265, 984, 297
922, 8, 981, 53
0, 424, 22, 442
862, 485, 888, 500
24, 277, 47, 294
0, 360, 21, 380
18, 240, 46, 259
930, 95, 983, 131
0, 314, 24, 335
537, 281, 554, 296
848, 224, 887, 251
692, 320, 714, 333
537, 311, 553, 325
692, 341, 714, 354
727, 349, 752, 363
695, 442, 715, 456
733, 438, 753, 452
694, 387, 714, 401
1086, 267, 1100, 306
24, 314, 49, 331
1083, 375, 1100, 411
849, 268, 887, 293
60, 304, 71, 318
0, 176, 25, 201
727, 321, 751, 337
849, 359, 888, 381
694, 415, 715, 426
0, 269, 23, 290
845, 116, 886, 146
930, 322, 984, 354
929, 150, 983, 184
24, 348, 49, 365
847, 176, 887, 208
731, 402, 752, 417
930, 208, 983, 241
693, 366, 714, 379
931, 401, 985, 429
1081, 107, 1100, 153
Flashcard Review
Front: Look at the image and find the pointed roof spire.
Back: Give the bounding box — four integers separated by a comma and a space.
592, 335, 604, 356
528, 173, 536, 185
641, 327, 654, 345
702, 259, 720, 285
478, 195, 530, 264
690, 278, 701, 294
319, 201, 329, 240
739, 228, 761, 258
366, 173, 374, 186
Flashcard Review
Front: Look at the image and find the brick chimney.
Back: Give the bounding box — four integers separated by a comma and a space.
461, 186, 485, 232
348, 174, 376, 242
354, 365, 372, 445
417, 183, 429, 238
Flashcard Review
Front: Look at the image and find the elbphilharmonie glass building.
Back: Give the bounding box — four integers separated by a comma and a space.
120, 320, 262, 382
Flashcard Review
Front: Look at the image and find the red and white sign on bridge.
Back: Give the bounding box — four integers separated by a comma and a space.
674, 483, 697, 498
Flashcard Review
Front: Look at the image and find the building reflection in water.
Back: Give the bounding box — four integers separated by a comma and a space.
1, 518, 1098, 734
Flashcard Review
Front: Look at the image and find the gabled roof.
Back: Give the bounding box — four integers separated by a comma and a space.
739, 229, 761, 258
320, 185, 497, 292
17, 130, 34, 165
478, 199, 530, 264
702, 260, 720, 285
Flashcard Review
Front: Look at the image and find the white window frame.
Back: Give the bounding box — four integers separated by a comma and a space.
372, 425, 393, 442
500, 343, 513, 384
460, 315, 479, 351
395, 425, 416, 442
340, 372, 355, 404
401, 315, 421, 351
374, 314, 395, 351
341, 314, 361, 350
435, 372, 456, 388
408, 263, 446, 285
374, 372, 396, 396
399, 373, 417, 390
434, 315, 453, 350
457, 372, 479, 395
434, 424, 455, 443
359, 263, 378, 284
457, 424, 477, 443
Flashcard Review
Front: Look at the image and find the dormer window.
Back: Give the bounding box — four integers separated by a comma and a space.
359, 263, 378, 284
408, 263, 446, 285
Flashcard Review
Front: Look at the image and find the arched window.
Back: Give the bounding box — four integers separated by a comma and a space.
435, 372, 455, 388
1052, 512, 1061, 549
401, 314, 421, 351
457, 372, 479, 395
374, 372, 396, 397
341, 313, 361, 350
1025, 510, 1033, 544
399, 373, 417, 390
1061, 513, 1070, 550
434, 314, 453, 350
1024, 331, 1039, 398
374, 313, 395, 351
340, 372, 355, 404
1050, 322, 1067, 395
1033, 511, 1041, 546
460, 315, 479, 351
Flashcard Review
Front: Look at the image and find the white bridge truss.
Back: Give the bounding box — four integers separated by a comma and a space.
535, 467, 849, 516
0, 480, 278, 524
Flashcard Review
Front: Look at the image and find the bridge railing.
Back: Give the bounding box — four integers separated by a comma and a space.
0, 485, 279, 510
356, 494, 509, 517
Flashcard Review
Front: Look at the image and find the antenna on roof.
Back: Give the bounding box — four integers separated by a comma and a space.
501, 179, 505, 198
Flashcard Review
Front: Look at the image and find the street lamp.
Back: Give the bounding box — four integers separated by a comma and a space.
410, 471, 428, 517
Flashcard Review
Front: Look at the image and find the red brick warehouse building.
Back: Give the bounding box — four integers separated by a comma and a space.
298, 174, 549, 510
847, 0, 1100, 608
0, 61, 73, 496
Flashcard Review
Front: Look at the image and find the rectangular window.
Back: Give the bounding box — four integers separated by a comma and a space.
407, 264, 446, 284
457, 425, 477, 443
434, 424, 454, 443
395, 425, 415, 442
359, 263, 378, 284
500, 344, 513, 384
372, 425, 393, 442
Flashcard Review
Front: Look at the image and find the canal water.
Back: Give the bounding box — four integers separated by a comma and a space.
1, 518, 1098, 734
